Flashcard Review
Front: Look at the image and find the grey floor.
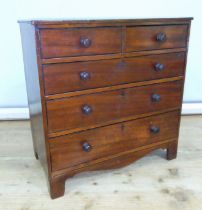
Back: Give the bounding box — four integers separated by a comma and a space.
0, 115, 202, 210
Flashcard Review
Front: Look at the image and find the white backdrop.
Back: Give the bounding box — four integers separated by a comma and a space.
1, 0, 202, 108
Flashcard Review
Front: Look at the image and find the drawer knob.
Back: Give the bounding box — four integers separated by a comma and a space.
81, 104, 93, 115
151, 93, 161, 102
150, 125, 160, 134
156, 33, 167, 42
154, 63, 165, 71
80, 38, 91, 48
82, 142, 92, 152
80, 71, 90, 80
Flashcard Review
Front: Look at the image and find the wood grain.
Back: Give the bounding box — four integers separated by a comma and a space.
19, 17, 193, 28
19, 23, 50, 176
46, 80, 183, 134
40, 27, 122, 58
50, 111, 180, 171
52, 139, 174, 178
43, 52, 186, 95
41, 48, 186, 64
125, 25, 188, 52
45, 76, 183, 100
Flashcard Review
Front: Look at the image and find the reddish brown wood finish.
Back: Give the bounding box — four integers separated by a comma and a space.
19, 18, 192, 199
125, 25, 188, 52
45, 77, 183, 101
47, 80, 183, 134
167, 141, 178, 160
40, 27, 122, 58
50, 140, 173, 198
52, 139, 174, 177
41, 48, 186, 64
43, 52, 185, 95
19, 23, 50, 175
20, 18, 192, 28
50, 111, 180, 171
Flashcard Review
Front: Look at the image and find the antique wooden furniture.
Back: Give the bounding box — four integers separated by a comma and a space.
19, 18, 192, 199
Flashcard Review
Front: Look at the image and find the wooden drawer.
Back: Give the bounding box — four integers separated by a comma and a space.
125, 25, 188, 52
50, 111, 180, 171
43, 52, 185, 95
46, 80, 183, 134
40, 27, 121, 58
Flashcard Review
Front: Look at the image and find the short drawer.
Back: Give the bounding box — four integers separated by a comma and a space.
125, 25, 188, 52
46, 80, 183, 134
40, 27, 122, 58
43, 52, 185, 95
50, 111, 180, 171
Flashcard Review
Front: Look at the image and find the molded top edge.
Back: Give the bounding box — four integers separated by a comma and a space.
18, 17, 193, 25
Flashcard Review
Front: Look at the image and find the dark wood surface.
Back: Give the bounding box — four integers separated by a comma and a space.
40, 27, 122, 58
42, 48, 186, 64
19, 18, 193, 28
19, 23, 49, 174
43, 52, 185, 95
20, 21, 54, 197
47, 80, 183, 134
52, 139, 174, 177
50, 111, 180, 171
49, 140, 173, 198
125, 25, 188, 52
45, 76, 183, 101
19, 18, 192, 199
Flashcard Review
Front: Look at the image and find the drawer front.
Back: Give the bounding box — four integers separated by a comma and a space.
50, 111, 180, 171
125, 25, 188, 52
40, 27, 121, 58
47, 80, 183, 134
44, 52, 185, 95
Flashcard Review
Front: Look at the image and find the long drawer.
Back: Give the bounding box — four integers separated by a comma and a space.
50, 111, 180, 171
40, 27, 122, 58
46, 80, 183, 134
43, 52, 185, 95
125, 25, 188, 52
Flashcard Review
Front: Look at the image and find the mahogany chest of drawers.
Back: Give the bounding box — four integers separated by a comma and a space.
19, 18, 192, 199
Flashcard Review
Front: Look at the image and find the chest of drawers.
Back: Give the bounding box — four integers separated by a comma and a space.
19, 18, 192, 199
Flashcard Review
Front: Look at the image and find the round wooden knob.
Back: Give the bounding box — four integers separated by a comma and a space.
81, 104, 92, 115
80, 71, 90, 80
80, 38, 91, 47
154, 63, 165, 71
156, 33, 167, 42
82, 142, 92, 152
151, 93, 161, 102
150, 125, 160, 134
